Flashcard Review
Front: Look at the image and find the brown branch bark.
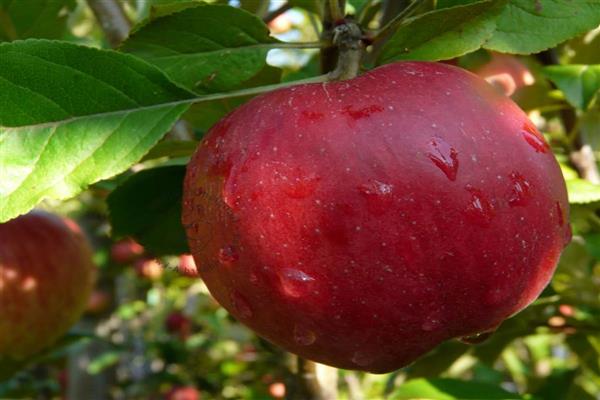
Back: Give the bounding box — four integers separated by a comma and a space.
86, 0, 131, 48
264, 2, 292, 24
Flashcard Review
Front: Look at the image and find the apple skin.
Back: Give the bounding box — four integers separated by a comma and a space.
165, 311, 192, 340
182, 62, 570, 373
0, 211, 96, 360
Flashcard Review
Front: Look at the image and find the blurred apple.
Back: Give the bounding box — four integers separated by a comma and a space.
165, 311, 192, 341
86, 289, 112, 315
166, 386, 200, 400
0, 211, 96, 360
135, 258, 163, 280
110, 237, 144, 264
178, 254, 199, 277
474, 53, 535, 97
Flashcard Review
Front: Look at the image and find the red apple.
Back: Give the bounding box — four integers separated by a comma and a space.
474, 53, 535, 97
0, 211, 96, 360
178, 254, 199, 277
86, 289, 112, 315
110, 237, 144, 264
268, 382, 286, 399
135, 258, 163, 280
182, 62, 570, 373
166, 386, 200, 400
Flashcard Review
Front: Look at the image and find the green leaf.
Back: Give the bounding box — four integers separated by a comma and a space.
390, 378, 522, 400
0, 40, 194, 222
533, 368, 578, 400
183, 63, 282, 130
485, 0, 600, 55
544, 65, 600, 110
108, 165, 189, 256
567, 178, 600, 204
0, 0, 76, 42
120, 3, 278, 93
378, 1, 503, 63
379, 0, 600, 63
141, 139, 198, 161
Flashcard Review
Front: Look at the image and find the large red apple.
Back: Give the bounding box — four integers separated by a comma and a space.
182, 62, 570, 373
0, 211, 96, 361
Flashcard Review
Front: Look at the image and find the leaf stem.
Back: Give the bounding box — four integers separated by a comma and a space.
276, 41, 327, 49
86, 0, 131, 48
328, 0, 345, 22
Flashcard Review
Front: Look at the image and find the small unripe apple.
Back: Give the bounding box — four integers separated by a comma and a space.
110, 237, 144, 264
182, 62, 570, 373
0, 211, 96, 360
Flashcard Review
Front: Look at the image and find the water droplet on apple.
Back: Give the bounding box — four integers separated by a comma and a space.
421, 316, 441, 331
358, 180, 394, 215
351, 350, 375, 366
218, 245, 238, 265
279, 268, 315, 298
230, 291, 253, 319
520, 121, 549, 153
427, 137, 459, 181
508, 172, 531, 206
293, 325, 316, 346
465, 186, 494, 227
458, 330, 495, 344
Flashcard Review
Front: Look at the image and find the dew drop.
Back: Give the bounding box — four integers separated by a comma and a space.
508, 172, 531, 206
427, 137, 459, 181
458, 329, 495, 344
351, 351, 375, 367
421, 316, 441, 331
521, 121, 549, 153
279, 268, 315, 298
357, 179, 394, 215
465, 186, 494, 227
293, 325, 316, 346
218, 245, 238, 265
230, 291, 253, 319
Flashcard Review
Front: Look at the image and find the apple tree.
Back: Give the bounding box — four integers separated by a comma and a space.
1, 0, 600, 399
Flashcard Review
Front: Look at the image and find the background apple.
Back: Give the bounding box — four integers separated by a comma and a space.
134, 258, 163, 280
110, 237, 145, 264
182, 61, 570, 373
166, 386, 200, 400
0, 211, 96, 361
178, 254, 199, 277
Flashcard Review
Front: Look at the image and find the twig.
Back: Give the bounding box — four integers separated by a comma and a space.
328, 0, 345, 23
290, 358, 322, 400
371, 0, 422, 43
264, 2, 292, 24
86, 0, 131, 48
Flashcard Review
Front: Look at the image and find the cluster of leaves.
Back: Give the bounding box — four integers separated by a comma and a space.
1, 0, 599, 399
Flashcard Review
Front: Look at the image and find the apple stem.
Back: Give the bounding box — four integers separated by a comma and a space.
327, 20, 364, 81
